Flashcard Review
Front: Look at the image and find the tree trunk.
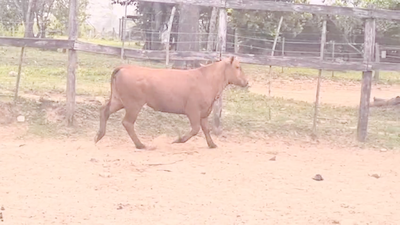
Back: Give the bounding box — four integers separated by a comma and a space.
141, 5, 152, 50
39, 23, 47, 38
150, 2, 163, 50
24, 0, 36, 38
207, 7, 218, 52
174, 4, 200, 69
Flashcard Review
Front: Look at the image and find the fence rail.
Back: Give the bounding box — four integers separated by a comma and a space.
136, 0, 400, 20
0, 37, 73, 49
1, 37, 399, 72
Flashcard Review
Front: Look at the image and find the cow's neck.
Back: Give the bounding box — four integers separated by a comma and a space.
199, 61, 229, 100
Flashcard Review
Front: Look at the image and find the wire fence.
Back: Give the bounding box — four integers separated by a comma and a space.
1, 3, 400, 145
1, 7, 400, 64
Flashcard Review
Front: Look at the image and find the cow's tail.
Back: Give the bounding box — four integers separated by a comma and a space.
94, 66, 123, 143
109, 66, 123, 100
103, 66, 122, 113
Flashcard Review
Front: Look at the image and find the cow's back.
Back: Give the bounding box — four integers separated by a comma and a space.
114, 65, 205, 114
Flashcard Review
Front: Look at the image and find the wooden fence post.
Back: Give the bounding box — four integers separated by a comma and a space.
234, 28, 239, 53
66, 0, 78, 126
121, 4, 128, 59
357, 18, 376, 142
119, 18, 122, 40
312, 18, 327, 138
164, 6, 176, 67
207, 7, 218, 52
331, 40, 335, 77
14, 46, 25, 104
374, 43, 380, 81
267, 16, 284, 120
212, 3, 227, 136
281, 37, 285, 73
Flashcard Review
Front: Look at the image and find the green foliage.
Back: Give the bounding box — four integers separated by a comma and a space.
229, 4, 323, 53
0, 0, 25, 29
50, 0, 90, 36
230, 0, 314, 37
332, 0, 400, 43
0, 0, 89, 37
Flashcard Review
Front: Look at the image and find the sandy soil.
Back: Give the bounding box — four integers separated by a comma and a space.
1, 125, 399, 225
1, 77, 400, 224
250, 79, 400, 107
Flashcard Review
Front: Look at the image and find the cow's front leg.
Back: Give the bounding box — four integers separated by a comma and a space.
172, 112, 200, 144
200, 117, 217, 148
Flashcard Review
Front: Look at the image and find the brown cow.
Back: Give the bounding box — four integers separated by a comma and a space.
94, 56, 248, 149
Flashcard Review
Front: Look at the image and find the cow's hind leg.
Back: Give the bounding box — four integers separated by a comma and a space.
122, 105, 146, 149
200, 117, 217, 148
94, 98, 123, 143
173, 113, 201, 144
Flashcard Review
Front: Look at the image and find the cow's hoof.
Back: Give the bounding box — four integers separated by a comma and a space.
94, 133, 100, 143
135, 143, 146, 149
208, 143, 218, 149
172, 137, 183, 144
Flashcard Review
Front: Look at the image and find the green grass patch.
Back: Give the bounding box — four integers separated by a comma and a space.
242, 64, 400, 85
4, 88, 399, 150
1, 46, 400, 150
0, 46, 164, 96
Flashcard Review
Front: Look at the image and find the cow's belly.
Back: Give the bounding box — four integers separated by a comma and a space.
146, 99, 186, 115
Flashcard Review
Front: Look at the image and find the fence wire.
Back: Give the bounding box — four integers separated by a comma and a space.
2, 15, 400, 63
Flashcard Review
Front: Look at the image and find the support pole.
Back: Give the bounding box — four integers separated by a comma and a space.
331, 40, 335, 77
14, 46, 25, 104
121, 4, 128, 59
66, 0, 78, 126
357, 18, 376, 142
267, 16, 284, 120
312, 18, 327, 138
207, 7, 218, 53
281, 37, 285, 73
234, 28, 239, 53
374, 43, 380, 81
165, 6, 176, 67
271, 16, 283, 56
212, 3, 227, 136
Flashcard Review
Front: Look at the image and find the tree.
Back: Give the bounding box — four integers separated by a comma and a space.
25, 0, 37, 37
229, 4, 314, 54
0, 0, 89, 38
51, 0, 90, 36
111, 0, 210, 53
174, 4, 201, 68
34, 0, 57, 38
0, 0, 32, 36
331, 0, 400, 45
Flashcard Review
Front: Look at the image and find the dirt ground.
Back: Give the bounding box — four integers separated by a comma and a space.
250, 79, 400, 107
1, 124, 400, 225
1, 78, 400, 225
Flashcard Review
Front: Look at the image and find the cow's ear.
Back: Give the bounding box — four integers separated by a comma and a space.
230, 56, 235, 64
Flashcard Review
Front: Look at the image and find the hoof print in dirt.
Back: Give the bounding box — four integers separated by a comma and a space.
269, 156, 276, 161
99, 172, 111, 178
89, 158, 98, 163
369, 173, 381, 179
116, 203, 130, 210
312, 174, 324, 181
